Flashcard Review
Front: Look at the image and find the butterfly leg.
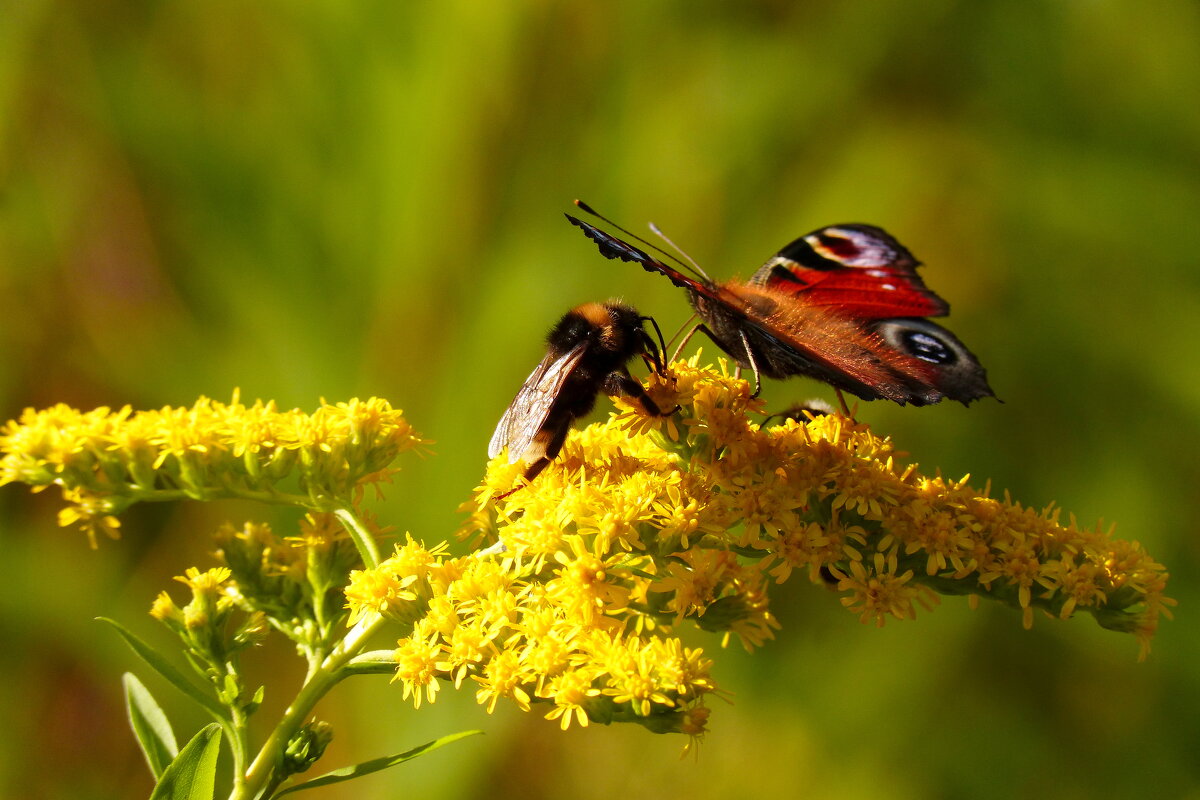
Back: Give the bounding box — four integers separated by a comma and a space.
670, 322, 703, 363
683, 323, 764, 397
736, 329, 764, 398
834, 388, 852, 417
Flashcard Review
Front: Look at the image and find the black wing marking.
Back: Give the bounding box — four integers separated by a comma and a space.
488, 342, 589, 463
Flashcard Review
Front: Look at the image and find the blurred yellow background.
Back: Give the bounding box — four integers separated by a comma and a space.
2, 2, 1198, 798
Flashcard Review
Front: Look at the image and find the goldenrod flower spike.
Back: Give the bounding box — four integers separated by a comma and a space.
0, 394, 427, 552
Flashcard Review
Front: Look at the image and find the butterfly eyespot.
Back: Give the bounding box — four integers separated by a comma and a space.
901, 330, 957, 365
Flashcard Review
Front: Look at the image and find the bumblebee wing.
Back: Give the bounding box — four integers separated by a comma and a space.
488, 342, 589, 463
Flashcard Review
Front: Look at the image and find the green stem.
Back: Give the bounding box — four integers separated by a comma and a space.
226, 702, 251, 797
104, 486, 319, 509
235, 613, 386, 800
332, 505, 382, 569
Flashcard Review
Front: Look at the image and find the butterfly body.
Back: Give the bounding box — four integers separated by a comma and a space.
567, 211, 994, 406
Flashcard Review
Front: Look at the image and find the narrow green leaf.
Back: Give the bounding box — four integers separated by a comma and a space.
149, 724, 222, 800
274, 730, 482, 797
97, 617, 226, 719
123, 673, 179, 780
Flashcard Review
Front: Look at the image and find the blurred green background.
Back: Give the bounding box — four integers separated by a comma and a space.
2, 2, 1198, 798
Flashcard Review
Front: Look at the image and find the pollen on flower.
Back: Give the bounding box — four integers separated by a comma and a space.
57, 489, 122, 548
178, 566, 233, 593
393, 635, 444, 709
345, 566, 419, 624
474, 650, 533, 714
541, 669, 601, 730
149, 591, 181, 623
833, 554, 926, 627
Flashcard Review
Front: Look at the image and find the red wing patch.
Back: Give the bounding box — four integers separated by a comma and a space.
756, 224, 950, 319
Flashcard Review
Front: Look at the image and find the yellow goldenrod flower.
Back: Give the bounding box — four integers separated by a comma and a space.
148, 566, 240, 663
462, 356, 1170, 665
541, 669, 601, 730
393, 634, 444, 709
0, 395, 427, 545
345, 566, 421, 625
474, 650, 533, 714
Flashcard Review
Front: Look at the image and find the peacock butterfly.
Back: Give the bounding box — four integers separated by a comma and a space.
566, 201, 994, 407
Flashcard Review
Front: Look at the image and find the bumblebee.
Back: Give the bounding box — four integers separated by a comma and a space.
489, 301, 669, 487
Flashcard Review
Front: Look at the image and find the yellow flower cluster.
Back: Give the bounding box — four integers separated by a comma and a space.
150, 566, 251, 663
0, 395, 426, 546
345, 537, 717, 735
338, 358, 1171, 738
461, 356, 1170, 660
214, 515, 364, 647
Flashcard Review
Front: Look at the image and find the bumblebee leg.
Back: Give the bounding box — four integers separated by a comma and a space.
495, 451, 554, 501
639, 316, 669, 374
521, 456, 552, 483
604, 369, 666, 416
497, 421, 571, 501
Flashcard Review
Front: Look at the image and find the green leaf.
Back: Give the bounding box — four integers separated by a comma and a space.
97, 617, 226, 719
273, 730, 482, 797
123, 672, 179, 780
149, 724, 222, 800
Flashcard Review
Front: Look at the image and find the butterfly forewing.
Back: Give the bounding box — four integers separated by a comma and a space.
755, 224, 950, 319
565, 215, 713, 297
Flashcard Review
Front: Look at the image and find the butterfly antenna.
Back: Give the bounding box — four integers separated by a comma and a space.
648, 221, 712, 282
574, 199, 710, 283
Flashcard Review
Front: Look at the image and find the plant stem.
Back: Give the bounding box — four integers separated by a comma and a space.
234, 613, 386, 800
333, 504, 382, 569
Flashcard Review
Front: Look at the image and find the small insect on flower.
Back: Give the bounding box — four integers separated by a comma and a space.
761, 399, 836, 426
489, 301, 672, 490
